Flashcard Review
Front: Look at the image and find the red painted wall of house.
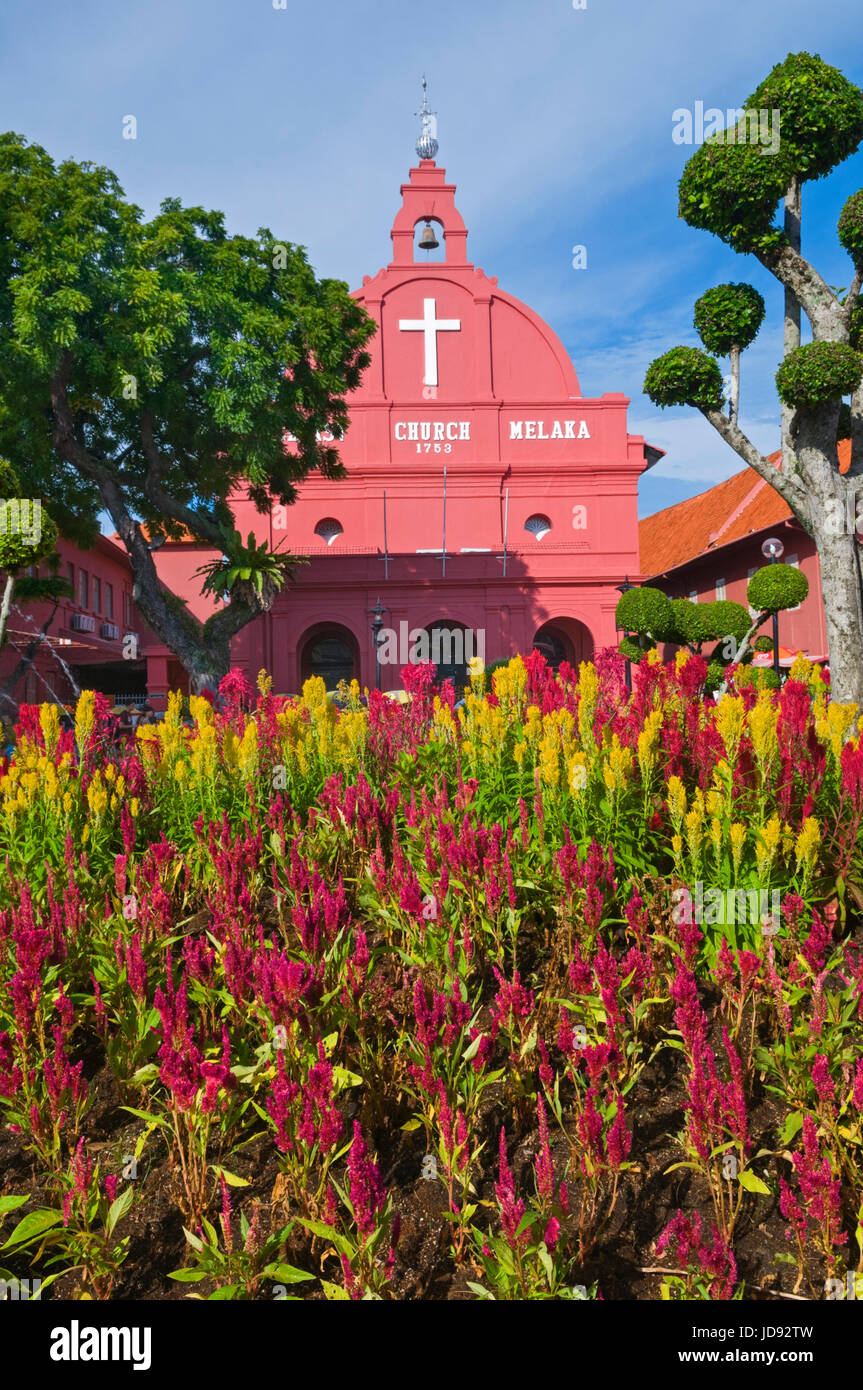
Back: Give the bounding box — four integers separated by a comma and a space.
0, 533, 156, 709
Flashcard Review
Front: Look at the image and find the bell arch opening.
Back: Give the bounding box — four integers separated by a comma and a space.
413, 218, 445, 263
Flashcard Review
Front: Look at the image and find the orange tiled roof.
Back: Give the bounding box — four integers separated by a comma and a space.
640, 441, 851, 577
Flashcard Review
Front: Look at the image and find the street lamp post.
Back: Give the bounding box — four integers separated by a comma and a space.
760, 537, 785, 683
369, 597, 387, 690
616, 576, 634, 693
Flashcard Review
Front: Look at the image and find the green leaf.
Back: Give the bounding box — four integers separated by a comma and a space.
738, 1169, 771, 1195
106, 1186, 134, 1236
268, 1263, 314, 1284
331, 1066, 362, 1091
128, 1063, 160, 1085
121, 1106, 170, 1128
210, 1166, 250, 1188
168, 1268, 209, 1282
0, 1195, 29, 1216
400, 1117, 423, 1132
779, 1111, 805, 1146
182, 1226, 204, 1252
1, 1208, 63, 1249
321, 1279, 351, 1300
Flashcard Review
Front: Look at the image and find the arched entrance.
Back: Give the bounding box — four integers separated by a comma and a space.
532, 619, 594, 671
299, 624, 359, 691
423, 621, 472, 695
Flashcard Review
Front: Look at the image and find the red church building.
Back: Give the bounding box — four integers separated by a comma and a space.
147, 99, 661, 701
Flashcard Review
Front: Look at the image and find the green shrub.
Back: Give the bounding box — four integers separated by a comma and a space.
644, 347, 725, 413
775, 342, 863, 411
694, 284, 765, 356
747, 563, 808, 612
615, 586, 670, 637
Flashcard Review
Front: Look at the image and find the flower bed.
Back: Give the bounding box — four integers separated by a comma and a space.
0, 649, 861, 1301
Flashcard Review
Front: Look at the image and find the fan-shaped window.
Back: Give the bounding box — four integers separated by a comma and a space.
524, 514, 552, 541
314, 518, 343, 546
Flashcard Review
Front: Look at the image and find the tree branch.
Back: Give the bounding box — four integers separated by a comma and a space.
755, 242, 846, 342
139, 409, 224, 547
701, 408, 812, 527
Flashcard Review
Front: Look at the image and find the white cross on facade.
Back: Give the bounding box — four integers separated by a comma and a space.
398, 298, 460, 387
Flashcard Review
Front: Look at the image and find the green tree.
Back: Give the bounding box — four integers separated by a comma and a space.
615, 568, 807, 687
0, 134, 375, 693
645, 53, 863, 704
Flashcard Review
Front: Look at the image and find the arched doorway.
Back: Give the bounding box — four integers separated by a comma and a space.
299, 625, 359, 691
532, 619, 593, 671
423, 621, 473, 696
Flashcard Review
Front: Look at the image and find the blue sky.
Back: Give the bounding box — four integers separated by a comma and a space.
1, 0, 861, 519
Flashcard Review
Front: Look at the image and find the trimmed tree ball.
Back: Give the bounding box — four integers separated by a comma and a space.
644, 347, 725, 413
747, 563, 809, 613
775, 342, 863, 411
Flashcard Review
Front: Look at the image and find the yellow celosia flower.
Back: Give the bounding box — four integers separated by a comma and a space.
238, 719, 259, 780
568, 751, 588, 793
130, 798, 140, 817
825, 702, 858, 758
39, 704, 61, 759
257, 669, 273, 696
87, 772, 109, 818
74, 691, 96, 753
789, 654, 812, 684
755, 814, 781, 876
667, 775, 687, 826
748, 692, 778, 767
577, 662, 598, 746
603, 735, 633, 791
730, 822, 746, 874
646, 648, 661, 666
685, 806, 704, 867
715, 695, 745, 763
794, 818, 821, 873
636, 710, 662, 781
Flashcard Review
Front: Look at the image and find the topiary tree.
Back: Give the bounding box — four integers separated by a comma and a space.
693, 283, 766, 424
646, 52, 863, 705
617, 568, 807, 687
747, 562, 809, 614
615, 586, 669, 662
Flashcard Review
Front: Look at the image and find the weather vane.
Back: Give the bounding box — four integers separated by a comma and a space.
415, 76, 439, 160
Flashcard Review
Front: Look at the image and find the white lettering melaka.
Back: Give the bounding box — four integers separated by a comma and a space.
509, 420, 590, 440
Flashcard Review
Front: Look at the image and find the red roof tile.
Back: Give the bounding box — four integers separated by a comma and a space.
640, 441, 851, 576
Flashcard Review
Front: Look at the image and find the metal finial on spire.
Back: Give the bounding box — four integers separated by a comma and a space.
415, 75, 439, 160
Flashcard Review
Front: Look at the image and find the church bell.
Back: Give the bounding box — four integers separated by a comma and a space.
418, 221, 439, 251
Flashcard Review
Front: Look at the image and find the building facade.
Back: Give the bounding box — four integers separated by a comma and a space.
147, 143, 659, 700
637, 450, 854, 668
0, 532, 154, 709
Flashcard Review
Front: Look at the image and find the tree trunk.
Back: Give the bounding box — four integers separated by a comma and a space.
812, 524, 863, 705
729, 345, 740, 427
782, 178, 802, 470
0, 574, 14, 652
0, 598, 61, 716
